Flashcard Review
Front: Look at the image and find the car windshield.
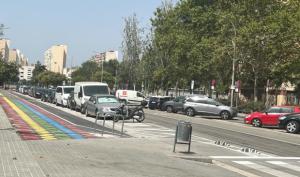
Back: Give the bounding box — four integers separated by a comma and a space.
64, 87, 74, 94
83, 85, 109, 96
97, 96, 118, 104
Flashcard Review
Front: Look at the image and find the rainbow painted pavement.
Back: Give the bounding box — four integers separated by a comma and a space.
0, 94, 96, 141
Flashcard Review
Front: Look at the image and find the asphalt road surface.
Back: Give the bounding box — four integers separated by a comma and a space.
144, 109, 300, 157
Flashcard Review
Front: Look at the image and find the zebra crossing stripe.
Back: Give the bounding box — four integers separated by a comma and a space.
233, 161, 297, 177
267, 161, 300, 172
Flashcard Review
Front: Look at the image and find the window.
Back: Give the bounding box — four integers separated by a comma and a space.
280, 107, 293, 113
267, 107, 281, 113
56, 87, 62, 93
64, 87, 74, 94
195, 99, 207, 104
83, 85, 109, 96
97, 96, 118, 104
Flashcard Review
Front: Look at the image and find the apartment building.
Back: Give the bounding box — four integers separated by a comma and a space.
19, 65, 35, 81
44, 45, 67, 74
90, 50, 118, 65
8, 49, 21, 64
0, 39, 10, 61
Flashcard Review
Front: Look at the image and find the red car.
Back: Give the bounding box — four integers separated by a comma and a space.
244, 106, 300, 127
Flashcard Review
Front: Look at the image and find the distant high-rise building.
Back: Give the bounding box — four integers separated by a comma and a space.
19, 65, 35, 81
0, 39, 10, 61
44, 45, 67, 74
19, 54, 28, 66
8, 49, 21, 64
90, 50, 118, 65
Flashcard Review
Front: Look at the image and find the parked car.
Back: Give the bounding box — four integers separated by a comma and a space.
67, 91, 76, 110
55, 86, 75, 107
148, 96, 173, 110
74, 82, 110, 113
85, 94, 121, 117
278, 113, 300, 133
161, 95, 187, 113
183, 95, 237, 119
244, 106, 300, 127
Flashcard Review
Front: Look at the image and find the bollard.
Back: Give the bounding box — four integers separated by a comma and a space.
173, 120, 192, 153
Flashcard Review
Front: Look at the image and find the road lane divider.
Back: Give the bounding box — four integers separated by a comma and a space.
3, 97, 56, 140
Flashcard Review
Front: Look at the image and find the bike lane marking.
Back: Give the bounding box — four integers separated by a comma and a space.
11, 99, 71, 140
16, 99, 83, 140
0, 97, 41, 140
17, 97, 96, 139
3, 97, 56, 140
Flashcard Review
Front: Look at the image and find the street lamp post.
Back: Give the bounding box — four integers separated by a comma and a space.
230, 22, 237, 108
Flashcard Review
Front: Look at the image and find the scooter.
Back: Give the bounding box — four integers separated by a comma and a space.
114, 103, 146, 122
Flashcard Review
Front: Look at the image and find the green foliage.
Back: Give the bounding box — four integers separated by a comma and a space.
238, 101, 266, 113
0, 59, 19, 84
32, 61, 46, 84
71, 60, 118, 88
136, 0, 300, 100
36, 71, 66, 87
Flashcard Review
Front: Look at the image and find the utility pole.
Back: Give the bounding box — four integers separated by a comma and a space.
230, 22, 237, 108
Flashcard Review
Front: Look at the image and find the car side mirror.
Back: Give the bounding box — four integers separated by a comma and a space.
78, 92, 82, 98
93, 100, 96, 104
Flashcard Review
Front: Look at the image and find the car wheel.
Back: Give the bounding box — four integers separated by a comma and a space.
186, 108, 195, 117
166, 106, 173, 113
220, 111, 231, 120
252, 118, 262, 127
286, 121, 300, 134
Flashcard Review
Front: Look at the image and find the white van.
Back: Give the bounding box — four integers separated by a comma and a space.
55, 86, 75, 107
115, 90, 144, 104
74, 82, 110, 112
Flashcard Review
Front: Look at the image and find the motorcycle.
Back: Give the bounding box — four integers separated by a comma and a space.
114, 102, 146, 122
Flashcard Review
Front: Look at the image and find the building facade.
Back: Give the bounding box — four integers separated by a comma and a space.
8, 49, 21, 64
44, 45, 67, 74
0, 39, 10, 61
19, 65, 35, 81
90, 50, 118, 65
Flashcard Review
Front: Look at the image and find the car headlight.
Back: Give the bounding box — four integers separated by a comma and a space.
279, 116, 287, 120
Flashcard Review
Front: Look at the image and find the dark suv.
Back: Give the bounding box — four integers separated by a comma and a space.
161, 96, 187, 113
148, 96, 173, 110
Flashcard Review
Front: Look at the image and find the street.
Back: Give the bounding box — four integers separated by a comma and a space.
0, 89, 300, 177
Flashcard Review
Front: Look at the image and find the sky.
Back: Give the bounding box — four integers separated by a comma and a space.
0, 0, 171, 67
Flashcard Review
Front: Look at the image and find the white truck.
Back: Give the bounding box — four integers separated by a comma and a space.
115, 90, 144, 104
74, 82, 110, 113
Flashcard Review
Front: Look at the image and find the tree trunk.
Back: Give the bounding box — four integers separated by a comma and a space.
254, 74, 258, 102
175, 80, 178, 97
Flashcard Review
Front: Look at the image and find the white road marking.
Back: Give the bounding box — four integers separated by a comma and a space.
233, 161, 297, 177
213, 160, 260, 177
267, 161, 300, 172
211, 156, 300, 160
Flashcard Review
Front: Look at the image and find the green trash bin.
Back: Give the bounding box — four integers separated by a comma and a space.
173, 120, 192, 152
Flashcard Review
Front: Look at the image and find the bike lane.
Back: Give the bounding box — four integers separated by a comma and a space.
0, 93, 96, 141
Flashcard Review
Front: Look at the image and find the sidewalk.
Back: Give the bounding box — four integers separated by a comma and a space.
0, 105, 245, 177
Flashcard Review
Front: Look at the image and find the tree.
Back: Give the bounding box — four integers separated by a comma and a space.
120, 13, 143, 90
32, 61, 46, 85
0, 58, 19, 87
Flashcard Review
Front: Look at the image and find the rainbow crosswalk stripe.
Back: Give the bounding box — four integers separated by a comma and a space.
3, 97, 56, 140
1, 95, 95, 141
